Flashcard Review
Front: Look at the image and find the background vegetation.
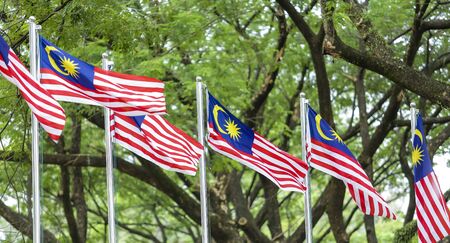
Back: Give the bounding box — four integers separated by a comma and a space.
0, 0, 449, 242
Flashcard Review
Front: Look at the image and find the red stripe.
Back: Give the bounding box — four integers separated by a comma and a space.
368, 194, 375, 215
115, 132, 196, 172
310, 156, 377, 195
378, 202, 383, 218
208, 129, 306, 191
142, 117, 201, 159
153, 116, 203, 153
418, 175, 450, 235
209, 136, 306, 187
417, 210, 434, 242
416, 182, 444, 239
115, 117, 196, 171
358, 189, 366, 213
0, 51, 65, 141
10, 63, 65, 117
94, 77, 165, 100
119, 115, 198, 161
212, 141, 304, 185
41, 69, 166, 113
114, 123, 196, 172
311, 142, 369, 181
254, 135, 306, 177
420, 176, 450, 234
429, 173, 450, 225
94, 67, 164, 83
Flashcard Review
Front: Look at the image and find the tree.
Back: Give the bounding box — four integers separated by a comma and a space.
0, 0, 449, 242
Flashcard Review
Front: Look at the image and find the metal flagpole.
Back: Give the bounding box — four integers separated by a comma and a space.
102, 53, 117, 243
28, 16, 41, 243
196, 76, 209, 243
300, 93, 313, 243
410, 102, 416, 144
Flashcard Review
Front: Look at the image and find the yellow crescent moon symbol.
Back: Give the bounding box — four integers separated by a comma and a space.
414, 129, 423, 143
213, 105, 227, 134
315, 114, 333, 141
45, 45, 69, 76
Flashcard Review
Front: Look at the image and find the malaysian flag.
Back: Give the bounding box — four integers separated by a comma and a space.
307, 106, 396, 219
206, 92, 308, 192
413, 113, 450, 243
0, 35, 65, 142
39, 36, 165, 116
111, 112, 203, 175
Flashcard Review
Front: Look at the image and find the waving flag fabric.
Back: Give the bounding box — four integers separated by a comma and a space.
307, 106, 396, 219
39, 36, 165, 116
206, 92, 308, 192
0, 36, 65, 142
111, 112, 202, 175
413, 114, 450, 243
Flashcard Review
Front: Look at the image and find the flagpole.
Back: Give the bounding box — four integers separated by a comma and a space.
410, 102, 416, 143
102, 53, 116, 243
28, 16, 42, 243
196, 76, 209, 243
300, 93, 313, 243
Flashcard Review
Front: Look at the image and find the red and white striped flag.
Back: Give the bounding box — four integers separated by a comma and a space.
413, 114, 450, 242
207, 92, 308, 192
111, 112, 203, 175
0, 36, 65, 142
39, 36, 165, 116
307, 106, 396, 219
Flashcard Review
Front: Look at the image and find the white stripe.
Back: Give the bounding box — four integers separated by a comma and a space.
311, 143, 369, 181
209, 129, 303, 179
0, 59, 8, 70
310, 147, 373, 190
148, 116, 203, 155
363, 192, 370, 214
94, 72, 164, 88
41, 73, 165, 108
254, 136, 308, 175
40, 123, 62, 137
115, 127, 196, 169
6, 75, 65, 125
94, 79, 165, 100
10, 64, 65, 115
428, 173, 450, 222
417, 178, 449, 237
141, 119, 198, 157
416, 193, 442, 241
208, 135, 305, 188
118, 117, 196, 165
315, 161, 391, 212
0, 69, 18, 85
417, 217, 433, 243
48, 94, 100, 106
114, 139, 196, 176
207, 139, 303, 191
115, 117, 196, 166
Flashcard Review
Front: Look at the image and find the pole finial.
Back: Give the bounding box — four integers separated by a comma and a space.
411, 102, 416, 108
28, 16, 36, 22
196, 76, 202, 83
102, 53, 108, 59
300, 92, 305, 99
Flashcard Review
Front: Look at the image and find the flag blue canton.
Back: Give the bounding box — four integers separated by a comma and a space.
0, 37, 10, 63
307, 106, 356, 160
207, 92, 254, 155
39, 36, 95, 90
413, 113, 433, 183
131, 115, 145, 128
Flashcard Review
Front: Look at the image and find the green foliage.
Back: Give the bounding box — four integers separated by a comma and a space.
394, 220, 418, 243
0, 0, 448, 241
